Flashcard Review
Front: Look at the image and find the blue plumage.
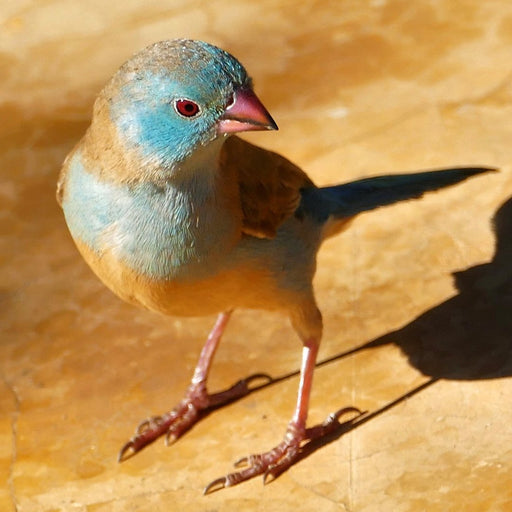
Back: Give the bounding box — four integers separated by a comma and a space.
63, 150, 239, 280
107, 40, 252, 167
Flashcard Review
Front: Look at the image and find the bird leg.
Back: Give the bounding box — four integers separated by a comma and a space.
204, 336, 348, 493
118, 311, 271, 461
204, 335, 364, 494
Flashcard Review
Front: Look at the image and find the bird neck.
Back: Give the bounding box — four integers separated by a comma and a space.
166, 135, 227, 189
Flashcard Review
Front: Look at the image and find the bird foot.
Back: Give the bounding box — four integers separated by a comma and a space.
117, 399, 199, 462
203, 406, 363, 494
118, 373, 273, 462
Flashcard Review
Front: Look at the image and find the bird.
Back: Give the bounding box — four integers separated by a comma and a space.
57, 39, 494, 493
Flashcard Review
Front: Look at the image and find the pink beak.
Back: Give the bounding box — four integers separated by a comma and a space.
217, 88, 278, 134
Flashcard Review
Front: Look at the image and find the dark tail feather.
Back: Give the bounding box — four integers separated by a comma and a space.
300, 167, 496, 222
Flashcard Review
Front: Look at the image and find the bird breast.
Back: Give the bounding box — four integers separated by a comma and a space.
61, 153, 241, 283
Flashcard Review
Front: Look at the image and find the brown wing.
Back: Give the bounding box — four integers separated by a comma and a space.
220, 136, 316, 239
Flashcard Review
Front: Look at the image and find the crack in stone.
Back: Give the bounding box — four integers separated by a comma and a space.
1, 371, 20, 512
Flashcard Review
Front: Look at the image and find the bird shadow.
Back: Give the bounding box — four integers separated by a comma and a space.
217, 195, 512, 476
360, 195, 512, 381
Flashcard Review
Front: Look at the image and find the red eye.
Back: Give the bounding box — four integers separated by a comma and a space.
175, 99, 200, 118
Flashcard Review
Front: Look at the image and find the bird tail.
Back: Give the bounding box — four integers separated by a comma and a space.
299, 167, 495, 237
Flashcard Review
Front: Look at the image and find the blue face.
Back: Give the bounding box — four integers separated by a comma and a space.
108, 40, 251, 168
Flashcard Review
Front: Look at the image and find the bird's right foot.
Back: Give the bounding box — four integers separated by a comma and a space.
118, 373, 272, 461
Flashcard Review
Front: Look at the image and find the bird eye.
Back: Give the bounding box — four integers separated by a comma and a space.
174, 99, 201, 118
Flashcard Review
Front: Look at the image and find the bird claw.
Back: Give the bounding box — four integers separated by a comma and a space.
233, 455, 249, 468
118, 414, 173, 461
204, 407, 366, 493
203, 476, 229, 495
117, 405, 196, 462
118, 439, 136, 462
136, 415, 165, 435
207, 373, 273, 408
332, 405, 365, 420
262, 461, 284, 485
242, 373, 274, 387
305, 406, 365, 440
165, 430, 178, 447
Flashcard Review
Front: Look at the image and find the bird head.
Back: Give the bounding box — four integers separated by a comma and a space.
102, 39, 277, 171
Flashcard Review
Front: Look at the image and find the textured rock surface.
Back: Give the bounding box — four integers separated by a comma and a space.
1, 1, 512, 510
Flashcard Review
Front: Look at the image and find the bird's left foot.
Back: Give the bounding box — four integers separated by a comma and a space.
204, 406, 363, 494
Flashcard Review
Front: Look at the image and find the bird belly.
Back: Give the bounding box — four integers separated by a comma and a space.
73, 237, 303, 317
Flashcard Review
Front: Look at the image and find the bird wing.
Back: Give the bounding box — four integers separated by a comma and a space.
220, 136, 315, 238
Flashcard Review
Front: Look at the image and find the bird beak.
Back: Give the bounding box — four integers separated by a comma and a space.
217, 88, 278, 134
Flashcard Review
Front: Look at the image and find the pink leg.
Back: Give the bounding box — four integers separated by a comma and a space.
202, 338, 318, 492
204, 336, 362, 493
118, 311, 270, 461
185, 310, 233, 409
291, 338, 318, 429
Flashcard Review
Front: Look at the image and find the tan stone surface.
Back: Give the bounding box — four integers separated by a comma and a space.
2, 1, 512, 510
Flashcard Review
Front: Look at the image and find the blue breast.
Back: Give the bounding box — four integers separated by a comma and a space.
62, 153, 234, 280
